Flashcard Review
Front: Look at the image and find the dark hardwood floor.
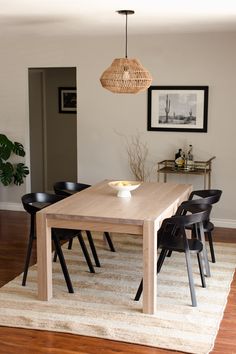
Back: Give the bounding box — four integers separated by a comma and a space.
0, 210, 235, 354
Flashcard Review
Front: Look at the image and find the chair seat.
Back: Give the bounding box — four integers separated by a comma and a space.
159, 234, 203, 253
185, 221, 214, 233
52, 228, 80, 241
185, 220, 214, 231
203, 221, 214, 233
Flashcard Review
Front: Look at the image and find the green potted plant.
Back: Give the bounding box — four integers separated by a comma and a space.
0, 134, 29, 186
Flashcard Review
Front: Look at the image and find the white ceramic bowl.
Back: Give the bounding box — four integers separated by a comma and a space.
108, 180, 141, 198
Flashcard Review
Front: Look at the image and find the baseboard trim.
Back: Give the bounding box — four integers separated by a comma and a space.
212, 218, 236, 229
0, 202, 24, 211
0, 203, 235, 228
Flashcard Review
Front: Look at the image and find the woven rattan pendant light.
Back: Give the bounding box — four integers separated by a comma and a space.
100, 10, 152, 94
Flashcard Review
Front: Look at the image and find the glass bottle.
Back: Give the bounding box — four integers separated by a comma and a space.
175, 148, 182, 168
181, 150, 186, 169
187, 144, 194, 170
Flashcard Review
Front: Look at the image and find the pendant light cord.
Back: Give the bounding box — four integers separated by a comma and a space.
117, 10, 134, 58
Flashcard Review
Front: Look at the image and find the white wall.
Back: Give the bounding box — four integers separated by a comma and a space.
0, 31, 235, 226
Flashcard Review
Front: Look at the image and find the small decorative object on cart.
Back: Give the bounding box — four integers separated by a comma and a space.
175, 148, 182, 167
174, 145, 195, 170
186, 144, 195, 170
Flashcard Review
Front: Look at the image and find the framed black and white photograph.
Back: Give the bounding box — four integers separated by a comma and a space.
147, 86, 208, 132
58, 87, 77, 113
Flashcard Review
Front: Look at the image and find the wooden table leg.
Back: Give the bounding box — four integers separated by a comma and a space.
143, 219, 158, 314
37, 213, 53, 300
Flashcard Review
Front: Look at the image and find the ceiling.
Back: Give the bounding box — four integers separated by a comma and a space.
1, 0, 236, 37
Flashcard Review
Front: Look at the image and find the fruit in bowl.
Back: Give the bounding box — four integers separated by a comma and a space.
108, 180, 141, 198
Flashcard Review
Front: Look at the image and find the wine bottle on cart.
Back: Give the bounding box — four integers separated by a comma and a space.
175, 148, 182, 168
186, 144, 194, 170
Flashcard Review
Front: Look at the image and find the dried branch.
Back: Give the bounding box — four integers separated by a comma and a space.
126, 135, 150, 181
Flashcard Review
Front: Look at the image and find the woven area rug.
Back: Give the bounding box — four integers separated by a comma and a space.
0, 233, 235, 354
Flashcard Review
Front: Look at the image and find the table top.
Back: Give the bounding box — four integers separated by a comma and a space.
39, 180, 192, 225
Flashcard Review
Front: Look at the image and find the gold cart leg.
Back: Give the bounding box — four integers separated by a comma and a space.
208, 171, 211, 189
203, 170, 207, 189
164, 173, 167, 183
208, 162, 212, 189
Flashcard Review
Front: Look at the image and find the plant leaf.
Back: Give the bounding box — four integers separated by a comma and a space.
13, 163, 29, 185
0, 162, 14, 186
0, 134, 29, 186
0, 134, 14, 161
12, 142, 25, 157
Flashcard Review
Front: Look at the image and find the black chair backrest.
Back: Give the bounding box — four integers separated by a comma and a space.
162, 203, 212, 229
188, 189, 222, 205
53, 181, 91, 196
22, 192, 64, 214
178, 200, 213, 215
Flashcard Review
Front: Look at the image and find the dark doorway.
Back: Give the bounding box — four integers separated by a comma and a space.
28, 67, 77, 192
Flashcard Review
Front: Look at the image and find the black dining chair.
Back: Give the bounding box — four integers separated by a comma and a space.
134, 203, 212, 307
21, 192, 95, 293
186, 189, 222, 263
53, 181, 116, 267
54, 181, 91, 196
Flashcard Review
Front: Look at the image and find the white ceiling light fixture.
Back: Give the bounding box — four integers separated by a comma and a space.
100, 10, 152, 94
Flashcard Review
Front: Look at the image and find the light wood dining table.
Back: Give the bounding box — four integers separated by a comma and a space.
36, 180, 192, 314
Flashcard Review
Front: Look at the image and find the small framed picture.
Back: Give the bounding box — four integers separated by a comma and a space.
147, 86, 208, 132
58, 87, 77, 113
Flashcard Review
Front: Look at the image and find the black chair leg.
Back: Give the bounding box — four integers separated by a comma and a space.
53, 250, 57, 262
134, 249, 168, 301
157, 249, 168, 273
104, 232, 116, 252
197, 253, 206, 288
52, 233, 74, 293
134, 279, 143, 301
77, 232, 95, 273
22, 235, 34, 286
207, 232, 216, 263
185, 250, 197, 307
86, 231, 101, 267
68, 238, 73, 250
53, 237, 74, 262
22, 214, 35, 286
